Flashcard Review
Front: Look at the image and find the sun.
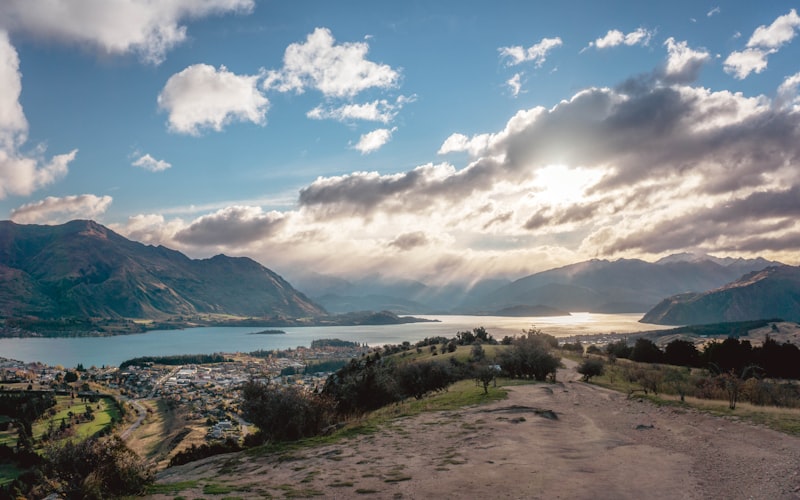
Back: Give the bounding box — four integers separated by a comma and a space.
533, 164, 604, 205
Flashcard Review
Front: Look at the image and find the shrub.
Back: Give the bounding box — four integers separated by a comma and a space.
241, 381, 334, 442
42, 436, 152, 499
499, 329, 561, 381
577, 358, 605, 382
605, 339, 632, 359
561, 341, 584, 353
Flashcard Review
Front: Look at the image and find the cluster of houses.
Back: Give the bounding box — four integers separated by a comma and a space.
2, 341, 370, 444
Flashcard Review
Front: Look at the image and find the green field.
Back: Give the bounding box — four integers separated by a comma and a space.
0, 394, 120, 450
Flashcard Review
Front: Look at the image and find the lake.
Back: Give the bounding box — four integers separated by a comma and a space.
0, 313, 669, 368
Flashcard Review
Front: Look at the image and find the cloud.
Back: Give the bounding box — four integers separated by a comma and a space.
174, 206, 285, 246
707, 7, 721, 17
307, 96, 414, 123
0, 31, 76, 199
132, 153, 171, 172
507, 73, 523, 97
662, 38, 711, 83
0, 0, 253, 65
725, 9, 800, 79
723, 48, 773, 79
10, 194, 112, 223
158, 64, 269, 135
353, 127, 396, 154
115, 56, 800, 282
746, 8, 800, 49
389, 231, 429, 251
586, 28, 653, 50
776, 72, 800, 109
264, 27, 399, 98
499, 37, 562, 67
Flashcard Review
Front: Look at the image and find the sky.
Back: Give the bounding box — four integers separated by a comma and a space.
1, 1, 799, 285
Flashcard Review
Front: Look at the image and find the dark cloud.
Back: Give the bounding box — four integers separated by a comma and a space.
603, 186, 800, 254
482, 211, 513, 230
389, 231, 429, 251
175, 207, 285, 246
523, 211, 549, 230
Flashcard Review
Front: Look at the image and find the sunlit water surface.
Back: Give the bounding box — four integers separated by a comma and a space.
0, 313, 670, 368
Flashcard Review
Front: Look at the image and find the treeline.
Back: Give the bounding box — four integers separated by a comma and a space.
605, 335, 800, 379
652, 319, 779, 339
0, 392, 56, 422
119, 353, 230, 368
310, 338, 361, 348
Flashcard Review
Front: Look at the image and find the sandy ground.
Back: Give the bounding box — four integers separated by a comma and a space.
152, 361, 800, 499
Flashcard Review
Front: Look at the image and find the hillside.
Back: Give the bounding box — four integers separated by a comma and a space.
152, 361, 800, 499
465, 256, 778, 314
641, 265, 800, 325
0, 220, 325, 320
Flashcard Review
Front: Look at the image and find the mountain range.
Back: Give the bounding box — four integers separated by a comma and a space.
0, 219, 793, 328
0, 220, 324, 320
641, 265, 800, 325
295, 254, 779, 316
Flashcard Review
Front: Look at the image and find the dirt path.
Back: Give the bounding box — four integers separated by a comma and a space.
152, 363, 800, 499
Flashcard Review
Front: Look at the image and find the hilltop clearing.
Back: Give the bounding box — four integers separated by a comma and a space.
150, 360, 800, 499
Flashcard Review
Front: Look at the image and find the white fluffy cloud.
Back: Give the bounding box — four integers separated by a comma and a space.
158, 64, 269, 135
507, 73, 523, 97
353, 128, 396, 154
587, 28, 653, 50
725, 9, 800, 79
307, 96, 413, 123
0, 0, 254, 64
777, 72, 800, 109
132, 153, 171, 172
264, 28, 399, 98
499, 37, 562, 67
10, 194, 112, 223
663, 38, 711, 82
0, 31, 76, 199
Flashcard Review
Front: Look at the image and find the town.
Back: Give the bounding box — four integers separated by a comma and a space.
0, 339, 369, 456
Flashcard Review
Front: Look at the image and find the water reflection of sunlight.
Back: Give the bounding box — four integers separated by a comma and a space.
536, 312, 593, 325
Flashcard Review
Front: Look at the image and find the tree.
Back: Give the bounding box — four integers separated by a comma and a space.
663, 339, 699, 367
499, 329, 561, 381
664, 367, 691, 402
630, 338, 663, 363
577, 358, 605, 382
241, 380, 334, 442
470, 343, 486, 362
473, 364, 497, 394
605, 339, 632, 359
43, 436, 152, 499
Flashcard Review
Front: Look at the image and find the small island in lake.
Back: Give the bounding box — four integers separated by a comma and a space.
249, 329, 286, 335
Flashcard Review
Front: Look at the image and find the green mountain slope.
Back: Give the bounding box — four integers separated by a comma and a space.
0, 220, 326, 320
641, 265, 800, 325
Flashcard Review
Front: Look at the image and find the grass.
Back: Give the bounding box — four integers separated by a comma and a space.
145, 480, 199, 495
588, 357, 800, 436
0, 463, 22, 487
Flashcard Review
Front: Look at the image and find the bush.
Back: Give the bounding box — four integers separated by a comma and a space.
561, 341, 583, 353
605, 339, 632, 359
577, 358, 605, 382
42, 436, 152, 499
499, 329, 561, 381
241, 381, 334, 442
